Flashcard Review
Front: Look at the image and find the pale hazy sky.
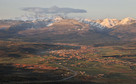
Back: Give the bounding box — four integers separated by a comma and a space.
0, 0, 136, 19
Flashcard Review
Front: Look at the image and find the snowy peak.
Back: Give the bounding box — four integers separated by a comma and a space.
47, 16, 64, 26
82, 17, 136, 29
100, 18, 119, 28
31, 16, 64, 27
80, 18, 119, 30
81, 19, 106, 30
54, 16, 64, 22
119, 17, 136, 25
100, 17, 136, 27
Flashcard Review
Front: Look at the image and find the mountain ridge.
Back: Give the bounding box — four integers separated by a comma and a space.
0, 17, 136, 44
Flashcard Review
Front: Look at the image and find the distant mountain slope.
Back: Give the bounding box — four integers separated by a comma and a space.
0, 20, 23, 29
110, 23, 136, 41
80, 17, 136, 42
18, 19, 118, 44
0, 17, 136, 44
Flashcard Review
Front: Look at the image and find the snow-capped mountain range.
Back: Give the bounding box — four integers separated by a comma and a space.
12, 15, 136, 31
80, 17, 136, 29
1, 16, 136, 42
41, 16, 136, 30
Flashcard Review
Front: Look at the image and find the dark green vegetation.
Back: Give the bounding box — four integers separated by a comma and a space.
0, 41, 136, 84
0, 41, 79, 83
0, 64, 71, 83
